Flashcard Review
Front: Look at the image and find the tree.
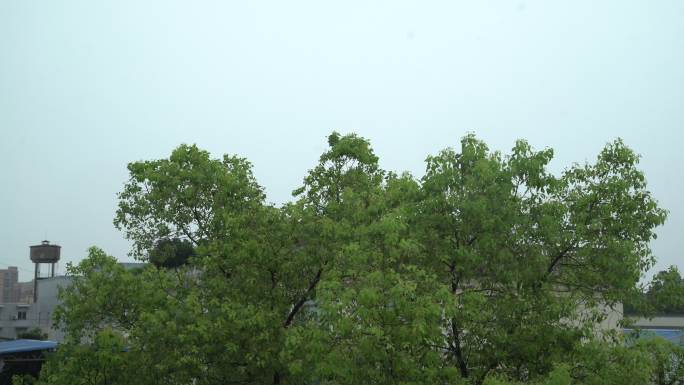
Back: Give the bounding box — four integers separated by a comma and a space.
38, 328, 137, 385
406, 135, 666, 383
148, 237, 195, 268
624, 265, 684, 315
17, 328, 47, 340
113, 144, 266, 257
637, 337, 684, 385
647, 266, 684, 314
41, 133, 667, 385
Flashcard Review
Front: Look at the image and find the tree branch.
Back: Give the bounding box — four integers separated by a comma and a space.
546, 243, 574, 275
283, 268, 322, 328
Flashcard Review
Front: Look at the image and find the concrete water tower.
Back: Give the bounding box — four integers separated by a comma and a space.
30, 240, 61, 302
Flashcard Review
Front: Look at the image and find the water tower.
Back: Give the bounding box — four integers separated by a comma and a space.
30, 240, 60, 302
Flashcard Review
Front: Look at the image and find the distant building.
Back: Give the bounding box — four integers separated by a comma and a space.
0, 270, 37, 305
0, 267, 19, 303
0, 242, 148, 341
0, 264, 145, 342
16, 282, 33, 304
0, 276, 68, 341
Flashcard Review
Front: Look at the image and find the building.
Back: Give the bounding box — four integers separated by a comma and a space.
624, 315, 684, 346
0, 267, 19, 303
0, 277, 70, 341
0, 271, 37, 305
0, 303, 33, 340
0, 263, 144, 342
29, 276, 71, 341
16, 282, 34, 304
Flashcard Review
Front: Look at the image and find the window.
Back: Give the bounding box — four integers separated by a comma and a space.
17, 311, 26, 320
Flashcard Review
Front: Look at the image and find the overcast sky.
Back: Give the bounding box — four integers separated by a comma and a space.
1, 1, 682, 282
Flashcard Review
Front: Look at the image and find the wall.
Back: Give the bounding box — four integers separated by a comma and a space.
631, 316, 684, 330
0, 277, 71, 341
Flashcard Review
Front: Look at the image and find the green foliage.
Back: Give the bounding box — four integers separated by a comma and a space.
636, 337, 684, 385
41, 133, 669, 384
148, 237, 195, 268
572, 341, 653, 385
647, 266, 684, 314
481, 365, 572, 385
12, 374, 36, 385
39, 328, 143, 385
113, 143, 265, 258
17, 328, 48, 341
624, 265, 684, 315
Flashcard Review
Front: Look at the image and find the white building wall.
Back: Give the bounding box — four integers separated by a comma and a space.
0, 277, 71, 341
33, 276, 71, 341
631, 316, 684, 329
0, 303, 34, 340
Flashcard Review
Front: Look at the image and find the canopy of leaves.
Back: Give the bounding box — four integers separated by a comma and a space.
17, 328, 48, 341
39, 133, 669, 385
624, 265, 684, 316
148, 237, 196, 268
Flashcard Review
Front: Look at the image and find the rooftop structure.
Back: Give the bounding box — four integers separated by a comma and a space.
29, 241, 60, 303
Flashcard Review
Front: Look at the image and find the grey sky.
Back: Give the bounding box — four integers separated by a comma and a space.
1, 1, 682, 282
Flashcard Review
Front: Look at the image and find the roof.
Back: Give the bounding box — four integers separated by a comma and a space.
118, 262, 147, 270
0, 340, 57, 355
624, 328, 684, 346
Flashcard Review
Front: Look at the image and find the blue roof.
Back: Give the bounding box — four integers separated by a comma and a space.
624, 328, 684, 346
0, 339, 57, 355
